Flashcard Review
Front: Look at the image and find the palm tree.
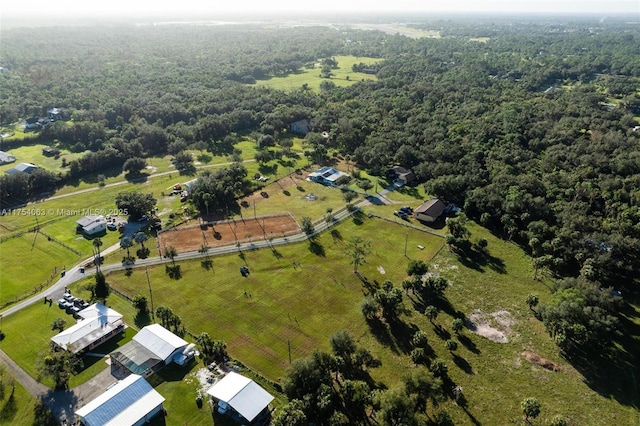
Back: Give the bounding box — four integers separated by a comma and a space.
452, 318, 465, 335
120, 236, 133, 259
165, 245, 178, 266
202, 193, 212, 217
134, 231, 148, 249
92, 238, 103, 271
425, 305, 439, 324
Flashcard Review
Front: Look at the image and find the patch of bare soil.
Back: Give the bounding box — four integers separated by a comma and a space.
158, 214, 299, 255
467, 309, 515, 343
521, 351, 562, 372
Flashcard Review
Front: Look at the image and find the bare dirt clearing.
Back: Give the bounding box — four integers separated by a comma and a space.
157, 214, 299, 255
522, 351, 563, 372
467, 309, 515, 343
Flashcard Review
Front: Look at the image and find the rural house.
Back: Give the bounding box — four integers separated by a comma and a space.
391, 166, 415, 185
110, 324, 194, 377
207, 371, 274, 424
5, 162, 38, 175
51, 303, 125, 354
289, 118, 312, 135
75, 374, 165, 426
76, 215, 107, 236
48, 107, 63, 121
308, 166, 349, 186
0, 151, 16, 165
414, 198, 448, 223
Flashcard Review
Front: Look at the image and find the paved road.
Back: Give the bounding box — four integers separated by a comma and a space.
0, 181, 437, 422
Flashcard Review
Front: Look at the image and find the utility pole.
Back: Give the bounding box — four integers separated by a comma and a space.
146, 267, 154, 321
404, 232, 409, 258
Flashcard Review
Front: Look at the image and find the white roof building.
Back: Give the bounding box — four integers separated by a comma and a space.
207, 371, 274, 423
133, 323, 189, 364
110, 324, 193, 377
51, 303, 124, 353
75, 374, 165, 426
76, 215, 107, 236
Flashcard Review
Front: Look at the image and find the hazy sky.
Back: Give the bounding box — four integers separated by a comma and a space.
2, 0, 638, 16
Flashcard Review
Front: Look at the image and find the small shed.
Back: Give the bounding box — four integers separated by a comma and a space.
414, 198, 447, 223
207, 371, 274, 424
75, 374, 165, 426
42, 147, 60, 157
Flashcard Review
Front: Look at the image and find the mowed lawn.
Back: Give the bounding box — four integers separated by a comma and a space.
102, 216, 639, 425
0, 144, 88, 175
105, 215, 444, 379
1, 213, 638, 425
253, 55, 382, 91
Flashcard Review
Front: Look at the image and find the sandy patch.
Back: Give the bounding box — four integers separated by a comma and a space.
185, 367, 219, 397
467, 309, 515, 343
522, 351, 562, 372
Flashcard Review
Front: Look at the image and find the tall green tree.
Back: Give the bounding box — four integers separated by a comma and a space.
94, 271, 109, 302
345, 236, 371, 274
115, 191, 156, 220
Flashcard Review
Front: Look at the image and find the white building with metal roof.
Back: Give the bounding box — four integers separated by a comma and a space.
51, 303, 124, 354
75, 374, 165, 426
207, 371, 274, 424
110, 324, 194, 377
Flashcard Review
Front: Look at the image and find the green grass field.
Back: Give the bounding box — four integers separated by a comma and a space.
252, 55, 382, 92
2, 212, 639, 424
0, 368, 38, 425
0, 144, 89, 175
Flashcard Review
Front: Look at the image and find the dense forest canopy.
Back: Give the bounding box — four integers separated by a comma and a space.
1, 16, 639, 320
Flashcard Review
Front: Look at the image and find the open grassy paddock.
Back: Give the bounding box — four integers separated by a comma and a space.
97, 216, 640, 424
1, 210, 639, 424
252, 55, 382, 91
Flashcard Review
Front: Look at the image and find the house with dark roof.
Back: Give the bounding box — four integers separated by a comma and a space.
5, 162, 38, 175
290, 118, 312, 135
414, 198, 447, 223
42, 147, 60, 157
391, 166, 415, 184
207, 371, 274, 424
75, 374, 165, 426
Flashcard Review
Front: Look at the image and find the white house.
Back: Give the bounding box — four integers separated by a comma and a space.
75, 374, 165, 426
76, 215, 107, 236
0, 151, 16, 165
308, 166, 349, 186
51, 303, 124, 354
207, 371, 274, 424
110, 324, 194, 377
